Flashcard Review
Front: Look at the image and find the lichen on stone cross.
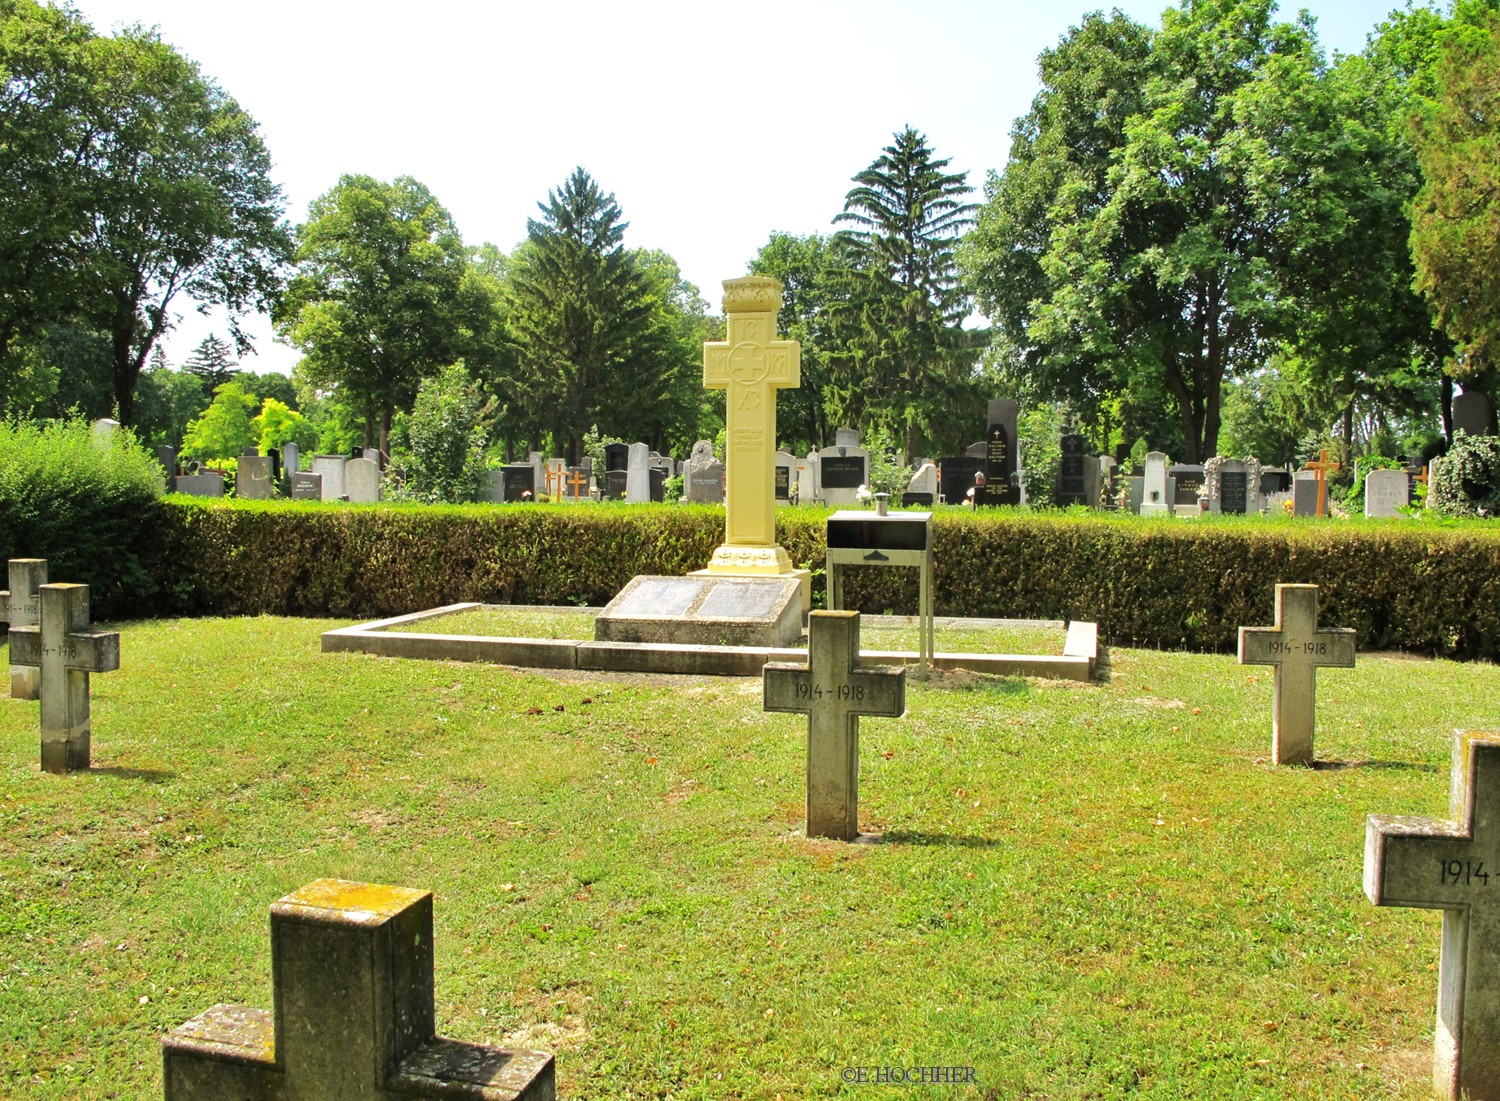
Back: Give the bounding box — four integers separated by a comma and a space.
700, 276, 802, 579
2, 558, 46, 700
1237, 583, 1355, 765
1365, 732, 1500, 1101
763, 611, 907, 841
161, 878, 556, 1101
7, 582, 119, 774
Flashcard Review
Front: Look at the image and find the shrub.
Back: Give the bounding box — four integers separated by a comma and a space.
1428, 431, 1500, 517
390, 365, 490, 503
0, 419, 165, 617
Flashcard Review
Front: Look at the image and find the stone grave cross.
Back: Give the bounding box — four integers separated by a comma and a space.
701, 276, 803, 581
1305, 448, 1341, 516
8, 582, 119, 774
1365, 732, 1500, 1100
763, 611, 906, 841
163, 878, 554, 1100
1237, 583, 1355, 765
2, 558, 46, 699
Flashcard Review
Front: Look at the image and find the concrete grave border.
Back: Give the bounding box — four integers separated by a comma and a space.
322, 604, 1098, 681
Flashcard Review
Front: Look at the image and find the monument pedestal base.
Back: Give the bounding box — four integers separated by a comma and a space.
692, 544, 810, 613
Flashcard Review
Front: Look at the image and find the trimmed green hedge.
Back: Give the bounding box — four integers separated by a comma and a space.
106, 500, 1500, 660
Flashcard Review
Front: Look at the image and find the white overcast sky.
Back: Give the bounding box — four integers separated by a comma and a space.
67, 0, 1403, 375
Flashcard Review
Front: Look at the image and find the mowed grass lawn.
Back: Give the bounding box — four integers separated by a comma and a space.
2, 614, 1495, 1100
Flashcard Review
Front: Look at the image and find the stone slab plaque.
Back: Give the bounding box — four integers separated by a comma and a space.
291, 472, 323, 501
595, 574, 804, 647
819, 455, 866, 490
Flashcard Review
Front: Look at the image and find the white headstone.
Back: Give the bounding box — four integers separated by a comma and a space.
281, 441, 301, 475
344, 457, 380, 503
1140, 452, 1170, 515
91, 419, 120, 447
312, 455, 347, 501
1364, 468, 1410, 518
834, 427, 861, 449
907, 462, 938, 497
774, 450, 796, 502
625, 442, 650, 504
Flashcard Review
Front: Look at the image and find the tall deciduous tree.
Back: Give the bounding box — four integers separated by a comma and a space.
1410, 13, 1500, 396
276, 175, 477, 456
828, 128, 981, 460
505, 168, 696, 462
965, 0, 1431, 463
0, 3, 292, 424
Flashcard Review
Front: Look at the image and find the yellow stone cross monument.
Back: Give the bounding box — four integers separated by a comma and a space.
695, 277, 810, 604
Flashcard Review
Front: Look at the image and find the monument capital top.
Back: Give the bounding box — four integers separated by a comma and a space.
722, 276, 784, 315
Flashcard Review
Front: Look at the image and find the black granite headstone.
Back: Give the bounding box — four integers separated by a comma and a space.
1056, 434, 1087, 505
501, 464, 535, 502
1219, 471, 1248, 514
820, 456, 865, 490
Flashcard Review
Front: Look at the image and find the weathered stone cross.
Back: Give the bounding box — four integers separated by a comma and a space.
700, 277, 807, 597
1365, 732, 1500, 1101
8, 582, 119, 774
1237, 583, 1355, 765
2, 558, 46, 699
763, 611, 907, 841
163, 878, 555, 1101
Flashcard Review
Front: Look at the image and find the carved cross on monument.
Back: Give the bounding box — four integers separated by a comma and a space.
763, 611, 907, 841
8, 582, 120, 774
1365, 732, 1500, 1101
1237, 583, 1355, 765
1305, 449, 1341, 517
698, 276, 809, 602
2, 558, 46, 699
162, 878, 555, 1101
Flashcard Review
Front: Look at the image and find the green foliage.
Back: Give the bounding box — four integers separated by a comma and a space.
963, 1, 1438, 462
505, 169, 700, 462
275, 174, 478, 455
826, 129, 981, 461
1018, 403, 1065, 506
860, 425, 911, 496
250, 397, 317, 455
133, 363, 210, 451
390, 364, 489, 503
180, 382, 256, 461
139, 502, 1500, 659
750, 232, 837, 452
1428, 430, 1500, 517
1410, 13, 1500, 386
0, 417, 164, 615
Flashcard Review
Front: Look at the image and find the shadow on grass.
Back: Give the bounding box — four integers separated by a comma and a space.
878, 829, 1007, 849
88, 766, 177, 783
1311, 759, 1440, 773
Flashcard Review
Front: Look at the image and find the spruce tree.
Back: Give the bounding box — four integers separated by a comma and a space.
828, 128, 980, 460
183, 333, 238, 393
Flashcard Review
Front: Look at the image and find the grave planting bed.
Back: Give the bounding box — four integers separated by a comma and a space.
0, 614, 1491, 1098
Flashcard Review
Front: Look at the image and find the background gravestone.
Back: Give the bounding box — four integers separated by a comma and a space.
938, 456, 983, 504
1169, 463, 1206, 516
1055, 434, 1088, 505
687, 458, 725, 503
291, 471, 323, 500
175, 473, 224, 498
1293, 472, 1320, 517
344, 457, 381, 503
1364, 468, 1410, 518
237, 455, 274, 500
983, 399, 1021, 505
280, 440, 300, 476
626, 442, 650, 504
1141, 452, 1170, 514
775, 450, 795, 502
500, 464, 535, 502
1453, 390, 1494, 438
1206, 457, 1260, 515
603, 442, 629, 500
312, 454, 347, 500
817, 441, 869, 507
